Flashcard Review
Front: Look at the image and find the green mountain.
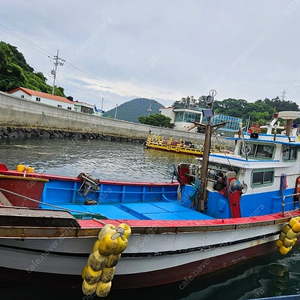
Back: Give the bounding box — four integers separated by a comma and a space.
103, 98, 165, 123
0, 41, 65, 96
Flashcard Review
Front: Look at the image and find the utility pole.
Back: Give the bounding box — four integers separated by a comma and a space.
114, 104, 118, 119
281, 89, 287, 101
49, 50, 65, 95
148, 98, 153, 116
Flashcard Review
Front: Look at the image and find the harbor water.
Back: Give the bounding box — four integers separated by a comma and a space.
1, 138, 300, 300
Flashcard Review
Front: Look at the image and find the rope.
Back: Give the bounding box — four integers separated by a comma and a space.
212, 131, 235, 172
0, 187, 107, 218
42, 111, 54, 135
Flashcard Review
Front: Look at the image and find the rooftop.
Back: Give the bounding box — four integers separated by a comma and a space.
8, 87, 74, 104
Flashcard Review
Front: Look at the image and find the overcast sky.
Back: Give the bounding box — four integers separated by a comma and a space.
1, 0, 300, 111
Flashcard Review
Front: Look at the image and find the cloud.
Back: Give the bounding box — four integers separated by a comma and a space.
1, 0, 300, 110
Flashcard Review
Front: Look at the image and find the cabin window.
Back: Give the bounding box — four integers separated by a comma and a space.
175, 112, 201, 123
57, 105, 62, 108
251, 169, 274, 187
240, 143, 274, 159
36, 97, 41, 102
21, 95, 24, 98
282, 145, 298, 161
67, 107, 72, 110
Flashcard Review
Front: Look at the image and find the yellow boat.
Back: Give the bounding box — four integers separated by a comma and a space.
145, 134, 227, 156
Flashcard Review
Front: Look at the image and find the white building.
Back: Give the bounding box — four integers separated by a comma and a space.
160, 106, 242, 136
74, 101, 103, 116
8, 87, 75, 110
159, 107, 203, 131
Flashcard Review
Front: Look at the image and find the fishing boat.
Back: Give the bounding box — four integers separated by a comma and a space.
1, 90, 300, 293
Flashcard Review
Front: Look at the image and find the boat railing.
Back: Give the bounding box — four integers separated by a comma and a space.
281, 192, 300, 216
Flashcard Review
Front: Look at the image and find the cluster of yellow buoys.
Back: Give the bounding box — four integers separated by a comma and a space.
82, 223, 131, 297
16, 164, 34, 173
276, 217, 300, 255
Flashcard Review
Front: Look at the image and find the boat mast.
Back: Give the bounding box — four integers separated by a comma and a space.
196, 90, 216, 212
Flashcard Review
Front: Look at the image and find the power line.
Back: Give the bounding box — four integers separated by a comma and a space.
0, 23, 52, 57
0, 23, 132, 103
0, 23, 102, 91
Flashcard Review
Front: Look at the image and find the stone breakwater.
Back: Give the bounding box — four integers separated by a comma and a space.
0, 92, 232, 147
0, 127, 145, 143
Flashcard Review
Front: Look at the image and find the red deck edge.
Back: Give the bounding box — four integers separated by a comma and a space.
78, 210, 300, 229
0, 169, 179, 186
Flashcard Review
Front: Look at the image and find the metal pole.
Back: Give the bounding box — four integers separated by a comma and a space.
196, 116, 212, 212
114, 104, 118, 119
52, 50, 59, 95
196, 89, 216, 212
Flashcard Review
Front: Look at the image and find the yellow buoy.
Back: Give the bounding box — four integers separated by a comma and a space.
277, 219, 299, 254
279, 232, 286, 241
282, 224, 292, 234
88, 250, 107, 271
286, 228, 297, 239
96, 281, 112, 298
81, 265, 88, 280
100, 267, 115, 283
92, 240, 101, 252
82, 280, 98, 295
275, 239, 283, 248
279, 245, 291, 255
283, 237, 294, 248
113, 235, 128, 255
292, 222, 300, 233
118, 223, 131, 238
85, 266, 102, 285
98, 234, 118, 256
106, 254, 121, 268
27, 166, 35, 173
16, 164, 25, 172
98, 224, 117, 240
289, 218, 299, 228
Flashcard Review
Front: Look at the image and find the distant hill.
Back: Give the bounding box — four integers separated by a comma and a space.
103, 98, 165, 123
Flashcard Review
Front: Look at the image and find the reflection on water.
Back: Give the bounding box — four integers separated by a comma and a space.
1, 138, 300, 299
0, 139, 196, 182
1, 245, 300, 300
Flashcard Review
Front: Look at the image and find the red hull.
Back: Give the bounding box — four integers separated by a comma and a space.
113, 241, 278, 289
0, 175, 47, 208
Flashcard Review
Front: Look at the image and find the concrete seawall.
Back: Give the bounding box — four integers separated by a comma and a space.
0, 91, 233, 147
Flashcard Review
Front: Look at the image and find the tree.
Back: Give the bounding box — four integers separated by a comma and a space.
0, 41, 66, 96
138, 114, 174, 128
172, 94, 300, 127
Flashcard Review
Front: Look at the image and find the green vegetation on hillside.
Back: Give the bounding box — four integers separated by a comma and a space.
0, 41, 65, 96
174, 96, 300, 126
104, 98, 164, 122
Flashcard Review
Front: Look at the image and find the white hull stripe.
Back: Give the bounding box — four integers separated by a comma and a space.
0, 230, 280, 258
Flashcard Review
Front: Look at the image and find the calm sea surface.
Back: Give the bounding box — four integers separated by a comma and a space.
1, 138, 300, 300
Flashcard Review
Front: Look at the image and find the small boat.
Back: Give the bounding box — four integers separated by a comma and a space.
1, 91, 300, 294
145, 134, 228, 156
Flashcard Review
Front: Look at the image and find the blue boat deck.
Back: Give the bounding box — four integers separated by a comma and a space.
40, 201, 213, 221
38, 178, 214, 220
